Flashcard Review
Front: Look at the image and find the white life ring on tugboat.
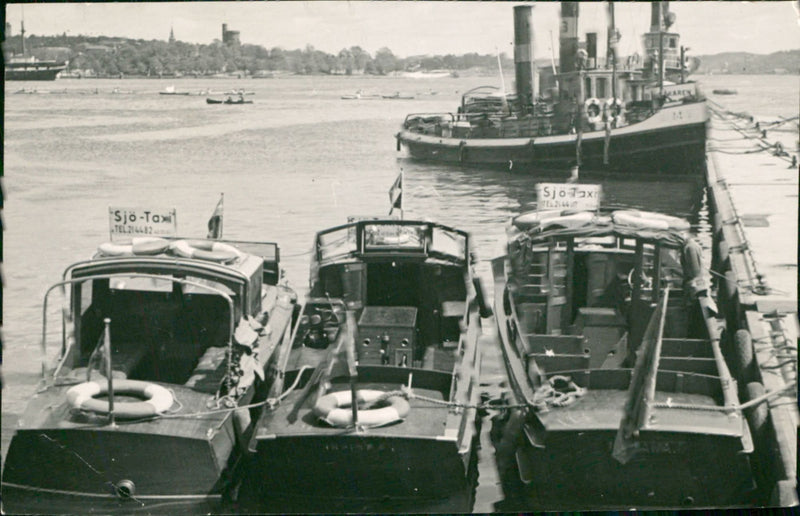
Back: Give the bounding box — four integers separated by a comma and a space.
313, 389, 410, 428
605, 97, 624, 119
170, 239, 241, 263
97, 237, 170, 257
612, 210, 689, 232
584, 98, 602, 124
66, 379, 174, 419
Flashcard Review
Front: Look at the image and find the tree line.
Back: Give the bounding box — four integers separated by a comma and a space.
4, 33, 513, 76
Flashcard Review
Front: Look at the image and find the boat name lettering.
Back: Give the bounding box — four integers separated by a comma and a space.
108, 206, 177, 242
323, 441, 393, 453
536, 183, 601, 211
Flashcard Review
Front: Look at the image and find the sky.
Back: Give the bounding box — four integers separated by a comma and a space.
5, 2, 800, 59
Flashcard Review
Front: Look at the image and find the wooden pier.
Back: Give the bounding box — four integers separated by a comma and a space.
706, 102, 798, 507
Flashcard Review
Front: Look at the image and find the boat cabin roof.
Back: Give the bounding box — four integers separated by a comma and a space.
511, 209, 689, 249
64, 240, 278, 316
315, 219, 469, 266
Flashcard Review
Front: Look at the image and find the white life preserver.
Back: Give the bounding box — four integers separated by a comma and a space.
97, 237, 170, 257
66, 379, 174, 419
605, 97, 624, 119
585, 98, 602, 124
170, 239, 241, 263
612, 210, 690, 232
313, 389, 410, 428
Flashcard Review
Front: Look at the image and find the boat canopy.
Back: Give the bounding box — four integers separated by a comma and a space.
315, 219, 469, 265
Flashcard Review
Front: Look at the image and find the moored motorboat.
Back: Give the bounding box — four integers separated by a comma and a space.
239, 217, 487, 513
396, 4, 707, 175
491, 203, 766, 510
712, 89, 738, 95
1, 232, 296, 514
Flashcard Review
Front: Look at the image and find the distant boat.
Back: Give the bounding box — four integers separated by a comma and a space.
341, 89, 382, 100
382, 92, 416, 100
712, 89, 737, 96
160, 85, 190, 96
207, 97, 253, 105
4, 21, 67, 81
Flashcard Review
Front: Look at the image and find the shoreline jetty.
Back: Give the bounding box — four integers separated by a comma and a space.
705, 100, 798, 506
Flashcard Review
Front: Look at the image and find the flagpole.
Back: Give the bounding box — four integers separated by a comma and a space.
219, 193, 224, 239
400, 169, 404, 220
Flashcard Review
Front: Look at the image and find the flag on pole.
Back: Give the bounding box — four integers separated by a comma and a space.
388, 171, 403, 214
207, 194, 224, 239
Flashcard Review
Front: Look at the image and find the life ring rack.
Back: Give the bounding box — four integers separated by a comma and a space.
170, 240, 242, 263
585, 98, 602, 124
66, 379, 174, 419
313, 389, 410, 428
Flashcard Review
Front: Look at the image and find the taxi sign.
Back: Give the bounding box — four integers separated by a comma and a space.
536, 183, 602, 211
108, 207, 177, 242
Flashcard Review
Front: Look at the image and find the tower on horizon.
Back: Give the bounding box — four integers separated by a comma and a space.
169, 26, 175, 43
222, 23, 240, 46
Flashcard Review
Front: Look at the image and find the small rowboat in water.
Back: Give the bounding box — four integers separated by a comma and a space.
207, 97, 254, 105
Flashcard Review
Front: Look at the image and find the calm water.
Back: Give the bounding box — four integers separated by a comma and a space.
2, 73, 797, 512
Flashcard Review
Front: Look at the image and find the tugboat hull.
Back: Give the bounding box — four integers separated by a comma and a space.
398, 102, 707, 175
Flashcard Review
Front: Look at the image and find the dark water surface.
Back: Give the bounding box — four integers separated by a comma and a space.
2, 73, 796, 512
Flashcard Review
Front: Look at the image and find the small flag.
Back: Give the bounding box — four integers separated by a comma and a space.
388, 172, 403, 213
207, 194, 223, 239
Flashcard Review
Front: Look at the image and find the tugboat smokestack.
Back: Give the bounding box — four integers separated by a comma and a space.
559, 2, 579, 74
513, 5, 535, 112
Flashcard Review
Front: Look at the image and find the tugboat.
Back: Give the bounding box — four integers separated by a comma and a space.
1, 233, 296, 514
396, 3, 707, 175
241, 209, 488, 512
491, 202, 764, 510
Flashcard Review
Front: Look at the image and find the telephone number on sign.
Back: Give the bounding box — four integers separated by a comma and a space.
112, 225, 161, 235
540, 200, 583, 209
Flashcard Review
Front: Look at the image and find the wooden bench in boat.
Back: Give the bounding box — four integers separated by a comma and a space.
185, 346, 228, 394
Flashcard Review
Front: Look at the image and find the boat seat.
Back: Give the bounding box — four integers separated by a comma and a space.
185, 346, 228, 394
109, 346, 150, 378
516, 302, 546, 334
572, 307, 627, 369
524, 334, 587, 355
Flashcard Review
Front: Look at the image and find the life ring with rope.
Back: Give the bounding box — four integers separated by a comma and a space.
313, 389, 410, 428
585, 98, 602, 124
170, 239, 241, 263
66, 379, 174, 419
97, 237, 170, 257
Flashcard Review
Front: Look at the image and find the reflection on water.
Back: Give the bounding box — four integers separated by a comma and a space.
4, 73, 788, 513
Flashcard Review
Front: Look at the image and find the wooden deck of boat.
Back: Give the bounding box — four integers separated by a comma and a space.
256, 380, 452, 439
19, 382, 231, 439
538, 388, 741, 436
